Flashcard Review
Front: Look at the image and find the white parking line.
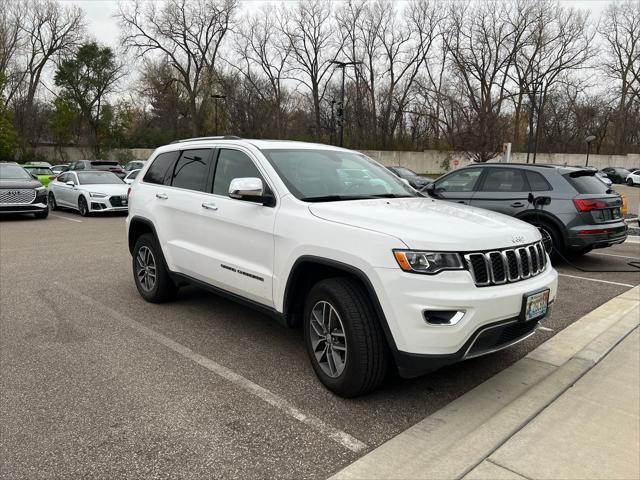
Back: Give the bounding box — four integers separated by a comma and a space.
50, 213, 82, 223
558, 273, 635, 288
591, 252, 640, 260
53, 282, 368, 454
624, 236, 640, 244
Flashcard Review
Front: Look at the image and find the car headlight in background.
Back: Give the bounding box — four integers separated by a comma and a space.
89, 192, 107, 198
393, 250, 464, 274
35, 186, 46, 193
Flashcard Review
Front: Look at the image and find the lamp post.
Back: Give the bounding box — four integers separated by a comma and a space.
330, 60, 362, 147
585, 135, 596, 166
211, 94, 226, 135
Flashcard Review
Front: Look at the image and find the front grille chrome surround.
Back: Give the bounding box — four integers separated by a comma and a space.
0, 188, 36, 205
464, 241, 547, 287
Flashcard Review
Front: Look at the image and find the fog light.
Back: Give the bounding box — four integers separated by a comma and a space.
423, 310, 465, 325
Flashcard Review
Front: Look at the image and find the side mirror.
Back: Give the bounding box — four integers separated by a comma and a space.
66, 181, 75, 187
229, 177, 265, 202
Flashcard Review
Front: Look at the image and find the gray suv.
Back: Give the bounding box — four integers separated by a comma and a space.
424, 164, 628, 256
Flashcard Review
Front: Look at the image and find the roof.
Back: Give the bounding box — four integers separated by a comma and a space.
164, 136, 351, 152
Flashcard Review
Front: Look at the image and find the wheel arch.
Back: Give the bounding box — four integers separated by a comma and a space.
128, 216, 159, 254
516, 210, 567, 248
282, 255, 398, 352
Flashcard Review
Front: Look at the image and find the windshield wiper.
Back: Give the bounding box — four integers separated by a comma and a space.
369, 193, 416, 198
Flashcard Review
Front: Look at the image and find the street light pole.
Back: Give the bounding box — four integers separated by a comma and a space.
330, 60, 362, 147
585, 135, 596, 166
211, 94, 226, 135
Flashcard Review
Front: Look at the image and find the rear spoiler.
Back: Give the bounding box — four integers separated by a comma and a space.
568, 169, 596, 178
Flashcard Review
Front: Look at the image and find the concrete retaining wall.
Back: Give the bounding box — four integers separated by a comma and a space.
30, 145, 639, 174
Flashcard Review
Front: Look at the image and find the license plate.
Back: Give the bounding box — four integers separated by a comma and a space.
523, 289, 549, 322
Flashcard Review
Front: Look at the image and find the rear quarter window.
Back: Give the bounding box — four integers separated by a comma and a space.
526, 171, 552, 191
564, 174, 610, 194
143, 151, 180, 185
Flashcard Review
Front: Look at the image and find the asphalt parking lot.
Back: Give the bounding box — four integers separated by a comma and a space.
1, 211, 639, 479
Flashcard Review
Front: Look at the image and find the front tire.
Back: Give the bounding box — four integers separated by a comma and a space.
48, 192, 58, 211
303, 277, 388, 397
132, 233, 178, 303
627, 178, 634, 186
78, 196, 89, 216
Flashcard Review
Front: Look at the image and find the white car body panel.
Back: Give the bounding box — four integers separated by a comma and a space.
626, 170, 640, 185
127, 140, 558, 357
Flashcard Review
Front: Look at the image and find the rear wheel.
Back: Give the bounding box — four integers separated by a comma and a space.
132, 233, 178, 303
628, 178, 635, 186
78, 196, 89, 216
303, 277, 388, 397
530, 220, 562, 259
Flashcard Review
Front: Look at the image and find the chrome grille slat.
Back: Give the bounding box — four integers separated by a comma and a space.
465, 241, 547, 287
0, 188, 36, 205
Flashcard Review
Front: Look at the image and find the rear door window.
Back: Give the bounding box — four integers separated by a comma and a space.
143, 151, 180, 185
170, 149, 214, 192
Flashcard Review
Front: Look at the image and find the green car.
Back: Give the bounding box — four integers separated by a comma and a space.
22, 165, 56, 187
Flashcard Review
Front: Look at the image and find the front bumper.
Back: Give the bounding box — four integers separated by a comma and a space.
0, 200, 48, 214
370, 262, 558, 375
88, 196, 128, 213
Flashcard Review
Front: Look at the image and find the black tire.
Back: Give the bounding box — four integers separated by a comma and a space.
48, 192, 58, 211
627, 178, 634, 186
34, 209, 48, 219
530, 220, 563, 259
78, 196, 89, 216
132, 233, 178, 303
303, 277, 388, 397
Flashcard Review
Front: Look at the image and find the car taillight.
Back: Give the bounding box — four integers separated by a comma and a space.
573, 198, 609, 212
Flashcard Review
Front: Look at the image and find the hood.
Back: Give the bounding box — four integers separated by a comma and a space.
309, 197, 541, 251
0, 178, 43, 189
80, 183, 129, 196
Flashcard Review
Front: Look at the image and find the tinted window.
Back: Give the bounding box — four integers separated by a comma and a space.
25, 167, 54, 176
435, 169, 482, 192
526, 171, 552, 191
213, 149, 263, 196
129, 170, 140, 179
144, 151, 180, 185
392, 167, 417, 177
480, 169, 527, 192
171, 149, 213, 192
564, 173, 610, 194
57, 173, 68, 183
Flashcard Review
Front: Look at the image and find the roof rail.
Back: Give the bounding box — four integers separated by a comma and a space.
170, 135, 241, 144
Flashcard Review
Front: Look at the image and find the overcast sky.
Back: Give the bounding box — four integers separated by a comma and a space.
63, 0, 612, 49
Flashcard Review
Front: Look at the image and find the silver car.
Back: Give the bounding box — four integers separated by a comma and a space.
48, 170, 129, 216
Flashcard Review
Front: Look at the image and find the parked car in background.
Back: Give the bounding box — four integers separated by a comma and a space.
126, 138, 557, 397
68, 160, 126, 179
48, 170, 129, 216
26, 161, 53, 168
600, 167, 631, 184
22, 165, 56, 187
124, 169, 141, 184
51, 164, 69, 175
424, 163, 627, 257
0, 162, 48, 218
386, 166, 434, 189
625, 170, 640, 186
124, 160, 146, 172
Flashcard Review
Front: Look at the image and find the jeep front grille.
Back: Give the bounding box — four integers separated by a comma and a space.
0, 188, 36, 205
464, 241, 547, 287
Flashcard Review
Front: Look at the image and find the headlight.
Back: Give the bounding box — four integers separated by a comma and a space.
393, 250, 464, 274
89, 192, 107, 198
35, 186, 46, 192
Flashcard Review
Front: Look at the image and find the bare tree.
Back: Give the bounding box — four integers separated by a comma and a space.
599, 0, 640, 153
0, 1, 25, 105
117, 0, 237, 136
232, 5, 291, 137
281, 0, 341, 137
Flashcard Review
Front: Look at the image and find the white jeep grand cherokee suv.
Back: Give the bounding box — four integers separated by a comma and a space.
126, 137, 558, 397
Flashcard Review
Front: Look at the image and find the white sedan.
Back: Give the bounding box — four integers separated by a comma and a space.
626, 170, 640, 186
48, 170, 129, 216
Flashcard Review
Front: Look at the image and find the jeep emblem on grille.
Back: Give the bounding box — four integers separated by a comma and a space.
512, 235, 525, 244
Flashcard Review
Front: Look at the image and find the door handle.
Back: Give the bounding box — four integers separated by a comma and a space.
156, 193, 168, 200
202, 202, 218, 211
511, 202, 524, 207
457, 200, 467, 204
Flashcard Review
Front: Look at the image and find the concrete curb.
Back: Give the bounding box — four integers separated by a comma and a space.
330, 286, 640, 480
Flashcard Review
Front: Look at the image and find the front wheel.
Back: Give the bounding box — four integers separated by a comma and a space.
303, 277, 388, 397
48, 192, 58, 211
78, 196, 89, 216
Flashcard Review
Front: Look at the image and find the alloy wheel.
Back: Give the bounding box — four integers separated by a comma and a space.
79, 198, 87, 216
309, 301, 347, 378
538, 226, 554, 254
48, 193, 56, 210
135, 246, 157, 292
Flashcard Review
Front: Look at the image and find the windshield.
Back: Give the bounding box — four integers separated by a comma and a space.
0, 164, 32, 180
261, 149, 415, 201
77, 171, 124, 185
25, 167, 53, 175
